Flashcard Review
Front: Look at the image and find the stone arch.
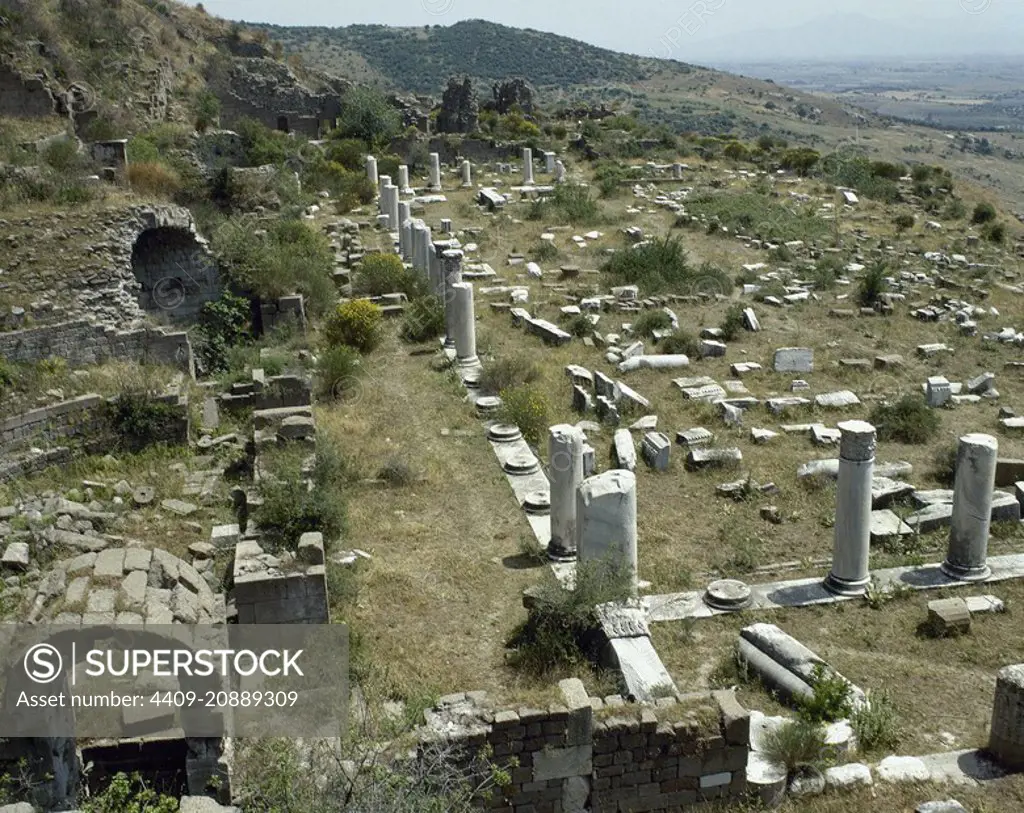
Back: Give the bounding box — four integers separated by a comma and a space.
130, 226, 220, 318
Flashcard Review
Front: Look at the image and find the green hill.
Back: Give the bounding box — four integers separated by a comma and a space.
255, 19, 661, 95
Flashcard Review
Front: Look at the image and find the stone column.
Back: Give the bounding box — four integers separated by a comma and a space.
522, 147, 534, 185
386, 183, 399, 232
461, 159, 472, 188
398, 202, 412, 258
450, 281, 478, 367
442, 249, 463, 349
824, 420, 876, 597
397, 164, 411, 193
428, 152, 442, 191
377, 175, 390, 215
554, 160, 566, 184
366, 155, 378, 189
428, 239, 444, 295
576, 470, 638, 593
990, 664, 1024, 771
545, 151, 556, 173
673, 162, 683, 180
943, 433, 998, 582
440, 218, 453, 235
548, 424, 585, 561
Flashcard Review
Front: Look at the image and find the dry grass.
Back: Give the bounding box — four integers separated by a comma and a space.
315, 328, 617, 707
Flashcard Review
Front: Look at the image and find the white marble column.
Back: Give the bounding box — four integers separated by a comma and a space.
385, 183, 399, 232
576, 470, 638, 593
413, 222, 429, 273
377, 175, 390, 215
428, 152, 441, 192
824, 420, 876, 596
545, 151, 556, 173
522, 147, 534, 185
672, 162, 683, 180
365, 155, 378, 189
428, 238, 444, 295
461, 159, 472, 188
397, 164, 411, 194
398, 201, 412, 259
442, 249, 463, 349
943, 433, 998, 582
548, 424, 585, 561
451, 281, 478, 367
554, 160, 566, 184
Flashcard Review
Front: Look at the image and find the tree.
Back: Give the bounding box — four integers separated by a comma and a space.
780, 148, 820, 176
337, 86, 401, 148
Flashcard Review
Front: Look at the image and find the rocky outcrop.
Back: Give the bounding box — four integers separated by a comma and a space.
437, 76, 478, 134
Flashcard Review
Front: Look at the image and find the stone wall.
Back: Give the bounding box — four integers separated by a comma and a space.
0, 62, 58, 118
232, 536, 329, 624
0, 203, 218, 330
0, 320, 194, 375
422, 681, 750, 812
0, 391, 189, 480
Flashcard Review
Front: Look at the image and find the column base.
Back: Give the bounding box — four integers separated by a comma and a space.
940, 561, 992, 582
822, 572, 870, 597
443, 337, 457, 350
546, 545, 577, 562
456, 355, 480, 368
427, 185, 442, 193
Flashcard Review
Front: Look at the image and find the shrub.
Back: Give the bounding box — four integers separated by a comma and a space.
630, 309, 674, 339
316, 345, 362, 401
355, 252, 425, 298
983, 222, 1006, 244
870, 395, 940, 444
810, 258, 840, 291
798, 663, 853, 723
336, 86, 401, 147
604, 236, 695, 294
193, 89, 220, 133
857, 263, 889, 307
193, 291, 252, 374
562, 313, 592, 338
719, 303, 745, 341
507, 558, 633, 675
894, 213, 915, 233
659, 331, 699, 357
324, 300, 383, 354
325, 137, 368, 171
760, 718, 827, 775
850, 690, 901, 753
377, 456, 416, 487
527, 183, 600, 225
80, 772, 178, 813
945, 198, 967, 219
497, 384, 550, 446
399, 295, 445, 343
41, 137, 82, 173
127, 161, 182, 197
480, 355, 540, 395
972, 202, 997, 224
530, 240, 559, 263
104, 392, 182, 451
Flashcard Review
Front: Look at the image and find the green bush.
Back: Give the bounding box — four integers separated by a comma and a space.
80, 772, 178, 813
193, 89, 220, 133
316, 345, 363, 401
850, 690, 901, 753
857, 263, 889, 308
983, 222, 1006, 244
400, 295, 446, 343
193, 291, 252, 374
527, 183, 600, 225
336, 86, 401, 147
354, 253, 426, 299
719, 303, 745, 341
684, 192, 831, 244
870, 395, 940, 444
104, 392, 183, 451
810, 257, 841, 291
798, 663, 853, 723
480, 354, 540, 396
234, 117, 290, 166
659, 331, 699, 357
630, 309, 674, 339
324, 300, 383, 354
894, 213, 915, 233
972, 202, 997, 224
325, 137, 369, 171
530, 240, 559, 263
497, 384, 550, 447
562, 313, 592, 338
507, 558, 633, 675
256, 449, 346, 552
42, 137, 83, 173
760, 718, 827, 775
603, 236, 716, 295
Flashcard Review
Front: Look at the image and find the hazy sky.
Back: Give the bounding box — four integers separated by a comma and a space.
188, 0, 1010, 56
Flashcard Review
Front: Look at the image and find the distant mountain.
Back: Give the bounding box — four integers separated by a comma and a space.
681, 12, 1024, 64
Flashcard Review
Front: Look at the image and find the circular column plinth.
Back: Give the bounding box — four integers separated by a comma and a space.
475, 396, 501, 417
704, 579, 752, 611
488, 423, 522, 443
503, 452, 540, 476
523, 491, 550, 515
823, 572, 871, 597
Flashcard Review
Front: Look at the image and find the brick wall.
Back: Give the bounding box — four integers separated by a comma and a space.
423, 682, 751, 812
0, 319, 194, 375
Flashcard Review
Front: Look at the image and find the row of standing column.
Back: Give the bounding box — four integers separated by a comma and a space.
825, 422, 998, 595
